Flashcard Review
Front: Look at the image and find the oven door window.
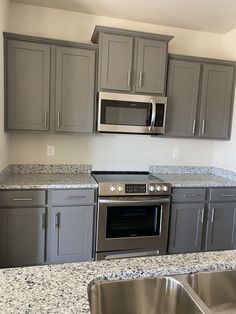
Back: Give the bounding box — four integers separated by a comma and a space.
106, 205, 161, 238
100, 100, 152, 126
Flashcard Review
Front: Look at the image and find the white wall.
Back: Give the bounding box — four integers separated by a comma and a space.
213, 28, 236, 171
0, 0, 9, 171
6, 3, 234, 170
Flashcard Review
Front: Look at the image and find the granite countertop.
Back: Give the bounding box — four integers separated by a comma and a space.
0, 250, 236, 313
0, 173, 98, 190
154, 173, 236, 187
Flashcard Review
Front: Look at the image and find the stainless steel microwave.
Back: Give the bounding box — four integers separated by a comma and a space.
97, 92, 167, 135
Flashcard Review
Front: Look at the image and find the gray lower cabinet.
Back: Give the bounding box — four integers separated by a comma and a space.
6, 40, 50, 131
205, 203, 236, 251
168, 203, 204, 253
99, 33, 133, 91
165, 59, 200, 137
0, 207, 45, 267
50, 206, 94, 263
165, 55, 235, 140
55, 46, 95, 132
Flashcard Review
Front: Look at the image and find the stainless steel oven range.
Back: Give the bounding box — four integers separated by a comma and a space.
92, 172, 171, 260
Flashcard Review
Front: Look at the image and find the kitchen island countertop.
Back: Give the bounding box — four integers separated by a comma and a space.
1, 250, 236, 313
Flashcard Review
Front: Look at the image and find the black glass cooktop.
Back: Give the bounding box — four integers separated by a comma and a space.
92, 171, 162, 183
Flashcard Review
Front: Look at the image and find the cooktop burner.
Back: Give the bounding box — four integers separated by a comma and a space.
92, 171, 171, 197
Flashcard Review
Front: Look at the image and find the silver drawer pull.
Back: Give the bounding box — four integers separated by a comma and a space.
139, 71, 143, 88
183, 194, 200, 198
67, 195, 86, 200
127, 69, 131, 87
211, 208, 215, 223
220, 194, 236, 197
57, 112, 61, 128
13, 198, 33, 201
192, 119, 196, 134
201, 119, 205, 134
44, 111, 47, 127
201, 208, 204, 224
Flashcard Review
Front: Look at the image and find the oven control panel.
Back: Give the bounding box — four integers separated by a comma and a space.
99, 182, 171, 196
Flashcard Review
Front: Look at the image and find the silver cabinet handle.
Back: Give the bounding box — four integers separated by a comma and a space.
192, 119, 196, 134
44, 111, 47, 127
127, 69, 131, 87
201, 208, 204, 224
42, 213, 46, 230
57, 112, 61, 128
139, 71, 143, 88
211, 208, 215, 223
220, 194, 236, 197
55, 213, 60, 228
183, 194, 200, 198
66, 195, 86, 200
201, 119, 205, 134
13, 198, 33, 201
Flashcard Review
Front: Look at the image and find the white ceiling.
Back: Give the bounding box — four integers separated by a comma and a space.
10, 0, 236, 34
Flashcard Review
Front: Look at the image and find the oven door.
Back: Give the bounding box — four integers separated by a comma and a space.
96, 197, 170, 255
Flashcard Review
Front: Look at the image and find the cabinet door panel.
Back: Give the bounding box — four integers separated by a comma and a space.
199, 64, 234, 139
165, 60, 200, 137
51, 206, 94, 263
206, 203, 236, 251
135, 38, 167, 94
168, 203, 204, 254
0, 208, 45, 267
7, 40, 50, 131
100, 34, 133, 91
55, 46, 95, 132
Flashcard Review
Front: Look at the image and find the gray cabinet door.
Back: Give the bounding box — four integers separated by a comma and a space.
135, 38, 167, 94
165, 60, 200, 137
100, 33, 133, 91
0, 208, 45, 267
55, 46, 95, 133
205, 203, 236, 251
51, 206, 94, 263
7, 40, 50, 131
168, 204, 204, 254
199, 63, 234, 139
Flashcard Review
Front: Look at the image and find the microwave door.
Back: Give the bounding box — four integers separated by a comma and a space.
151, 98, 167, 135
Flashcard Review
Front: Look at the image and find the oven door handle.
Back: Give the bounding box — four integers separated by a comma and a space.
99, 198, 170, 206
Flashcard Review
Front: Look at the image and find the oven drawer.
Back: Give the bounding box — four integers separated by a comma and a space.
172, 188, 206, 203
51, 189, 95, 206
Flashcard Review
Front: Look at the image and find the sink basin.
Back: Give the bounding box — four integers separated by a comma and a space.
187, 270, 236, 313
88, 276, 206, 314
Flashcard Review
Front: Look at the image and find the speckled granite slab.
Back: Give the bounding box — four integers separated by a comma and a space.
0, 173, 97, 190
11, 164, 92, 174
0, 251, 236, 313
150, 166, 236, 187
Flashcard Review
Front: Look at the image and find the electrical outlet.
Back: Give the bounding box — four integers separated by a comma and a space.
172, 148, 179, 159
47, 145, 55, 157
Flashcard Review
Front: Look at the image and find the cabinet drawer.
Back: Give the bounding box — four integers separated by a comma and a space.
51, 189, 95, 206
0, 190, 46, 207
209, 188, 236, 202
172, 188, 206, 202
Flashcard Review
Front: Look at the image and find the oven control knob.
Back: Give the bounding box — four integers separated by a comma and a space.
162, 185, 168, 192
110, 186, 116, 192
149, 185, 155, 192
156, 185, 162, 192
117, 186, 123, 192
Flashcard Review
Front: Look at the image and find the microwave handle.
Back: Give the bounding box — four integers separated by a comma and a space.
149, 99, 156, 130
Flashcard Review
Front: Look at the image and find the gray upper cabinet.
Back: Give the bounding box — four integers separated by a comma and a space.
165, 55, 235, 140
99, 33, 133, 91
168, 203, 204, 254
135, 38, 167, 94
55, 46, 95, 132
205, 203, 236, 251
50, 206, 94, 263
4, 33, 97, 134
6, 40, 50, 131
92, 26, 173, 94
0, 207, 45, 267
199, 63, 234, 139
165, 59, 200, 137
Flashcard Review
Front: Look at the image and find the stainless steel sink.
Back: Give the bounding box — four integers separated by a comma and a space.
187, 270, 236, 314
88, 276, 208, 314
